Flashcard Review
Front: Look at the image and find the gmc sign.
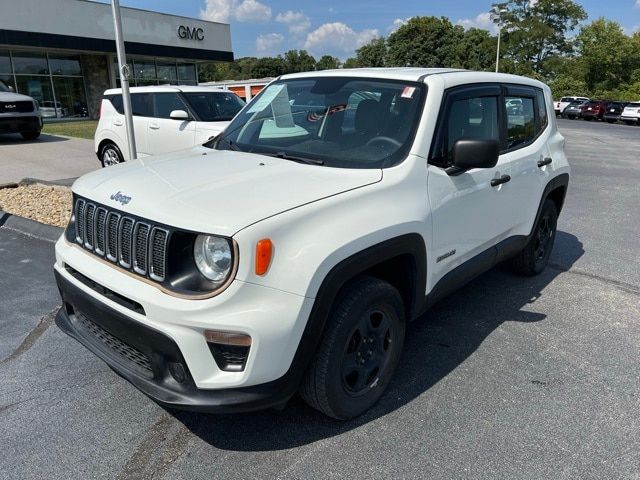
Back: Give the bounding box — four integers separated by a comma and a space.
178, 25, 205, 41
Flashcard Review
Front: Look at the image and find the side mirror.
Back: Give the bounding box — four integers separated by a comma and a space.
452, 138, 499, 170
170, 109, 190, 120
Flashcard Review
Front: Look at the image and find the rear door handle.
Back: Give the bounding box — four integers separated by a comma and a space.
491, 174, 511, 187
538, 157, 552, 168
149, 123, 160, 130
113, 120, 123, 126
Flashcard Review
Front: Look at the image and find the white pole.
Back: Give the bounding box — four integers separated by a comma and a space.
111, 0, 138, 162
496, 23, 502, 73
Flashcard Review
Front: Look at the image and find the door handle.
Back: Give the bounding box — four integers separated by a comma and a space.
538, 157, 552, 168
491, 174, 511, 187
149, 123, 160, 130
113, 120, 123, 126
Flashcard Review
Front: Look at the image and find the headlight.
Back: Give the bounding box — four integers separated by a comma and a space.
193, 235, 233, 285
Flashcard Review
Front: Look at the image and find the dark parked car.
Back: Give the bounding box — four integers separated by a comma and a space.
562, 100, 588, 120
603, 102, 627, 124
581, 100, 609, 121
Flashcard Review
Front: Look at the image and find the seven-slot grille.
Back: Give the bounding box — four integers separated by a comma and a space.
74, 198, 169, 282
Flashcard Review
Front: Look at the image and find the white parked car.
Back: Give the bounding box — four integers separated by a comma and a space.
55, 69, 570, 419
620, 101, 640, 125
554, 96, 589, 116
95, 85, 245, 167
0, 80, 42, 140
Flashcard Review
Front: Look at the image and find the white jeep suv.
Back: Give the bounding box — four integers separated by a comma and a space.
95, 85, 245, 167
55, 69, 570, 419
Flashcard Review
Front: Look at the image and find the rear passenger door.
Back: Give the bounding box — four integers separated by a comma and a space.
499, 85, 549, 236
130, 93, 153, 157
147, 93, 196, 155
427, 85, 513, 285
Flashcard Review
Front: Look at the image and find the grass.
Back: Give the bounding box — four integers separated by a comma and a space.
42, 120, 98, 140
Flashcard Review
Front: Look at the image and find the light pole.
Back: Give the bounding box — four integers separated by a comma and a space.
491, 7, 508, 73
111, 0, 137, 161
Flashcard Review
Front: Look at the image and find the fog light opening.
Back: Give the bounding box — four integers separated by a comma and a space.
204, 330, 252, 372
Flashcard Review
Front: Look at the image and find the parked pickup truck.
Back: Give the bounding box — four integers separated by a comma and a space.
53, 68, 570, 419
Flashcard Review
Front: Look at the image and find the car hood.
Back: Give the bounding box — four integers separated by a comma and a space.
72, 146, 382, 236
0, 92, 34, 102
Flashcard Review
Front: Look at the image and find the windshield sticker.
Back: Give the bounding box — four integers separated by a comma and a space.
401, 86, 416, 99
307, 104, 347, 122
247, 84, 286, 113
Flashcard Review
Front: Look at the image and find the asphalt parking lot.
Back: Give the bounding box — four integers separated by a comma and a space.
0, 133, 97, 185
1, 118, 639, 479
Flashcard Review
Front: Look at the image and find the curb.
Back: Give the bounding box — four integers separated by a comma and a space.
19, 177, 77, 188
0, 211, 63, 243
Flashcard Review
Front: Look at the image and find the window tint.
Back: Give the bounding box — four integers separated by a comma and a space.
505, 96, 535, 149
444, 96, 499, 162
154, 93, 187, 119
536, 90, 548, 131
131, 93, 153, 117
109, 95, 124, 114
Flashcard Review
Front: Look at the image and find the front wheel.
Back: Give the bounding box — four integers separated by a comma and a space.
21, 130, 41, 140
300, 276, 405, 420
511, 199, 558, 276
100, 142, 124, 167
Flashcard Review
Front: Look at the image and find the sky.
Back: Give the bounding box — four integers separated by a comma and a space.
101, 0, 640, 59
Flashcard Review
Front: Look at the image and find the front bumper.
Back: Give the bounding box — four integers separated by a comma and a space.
0, 115, 42, 133
54, 269, 308, 413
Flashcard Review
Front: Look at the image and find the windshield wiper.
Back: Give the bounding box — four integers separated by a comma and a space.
211, 135, 242, 151
262, 151, 325, 166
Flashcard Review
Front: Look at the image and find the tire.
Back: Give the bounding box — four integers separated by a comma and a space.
21, 130, 40, 140
100, 142, 124, 167
511, 199, 558, 276
624, 121, 635, 126
300, 276, 406, 420
606, 120, 615, 124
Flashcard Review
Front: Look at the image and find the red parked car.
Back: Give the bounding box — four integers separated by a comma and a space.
581, 100, 609, 121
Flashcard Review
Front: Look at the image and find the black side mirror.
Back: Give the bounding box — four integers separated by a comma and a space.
452, 138, 499, 170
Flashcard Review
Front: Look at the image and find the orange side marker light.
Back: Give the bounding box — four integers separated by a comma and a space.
255, 239, 273, 275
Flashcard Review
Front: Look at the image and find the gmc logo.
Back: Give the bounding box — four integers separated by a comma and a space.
178, 25, 204, 41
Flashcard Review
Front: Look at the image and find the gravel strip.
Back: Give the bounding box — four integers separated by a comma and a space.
0, 184, 72, 228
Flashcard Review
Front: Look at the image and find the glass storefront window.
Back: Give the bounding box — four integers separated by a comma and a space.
177, 64, 196, 83
15, 75, 54, 114
12, 52, 48, 75
157, 62, 177, 84
49, 54, 82, 76
134, 60, 156, 81
52, 76, 89, 118
0, 49, 11, 74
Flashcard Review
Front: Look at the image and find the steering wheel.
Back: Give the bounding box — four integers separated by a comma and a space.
365, 136, 403, 149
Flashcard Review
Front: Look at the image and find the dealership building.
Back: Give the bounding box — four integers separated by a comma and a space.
0, 0, 233, 119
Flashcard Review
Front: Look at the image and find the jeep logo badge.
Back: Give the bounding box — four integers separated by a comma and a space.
178, 25, 204, 41
110, 191, 132, 206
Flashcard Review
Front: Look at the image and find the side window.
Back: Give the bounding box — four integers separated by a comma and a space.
154, 93, 188, 119
536, 90, 548, 131
505, 95, 535, 149
108, 95, 124, 115
131, 93, 153, 117
443, 96, 499, 163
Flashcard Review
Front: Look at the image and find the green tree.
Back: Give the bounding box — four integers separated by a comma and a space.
385, 17, 464, 67
343, 57, 359, 69
577, 19, 635, 92
316, 55, 341, 70
252, 56, 286, 78
355, 37, 387, 67
456, 28, 497, 71
282, 50, 316, 73
496, 0, 587, 76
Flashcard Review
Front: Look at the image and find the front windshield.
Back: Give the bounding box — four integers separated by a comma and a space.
211, 77, 426, 168
0, 81, 9, 93
182, 92, 245, 121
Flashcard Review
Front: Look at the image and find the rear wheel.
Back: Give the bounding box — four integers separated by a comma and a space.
21, 130, 40, 140
511, 199, 558, 276
300, 276, 405, 420
100, 142, 123, 167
